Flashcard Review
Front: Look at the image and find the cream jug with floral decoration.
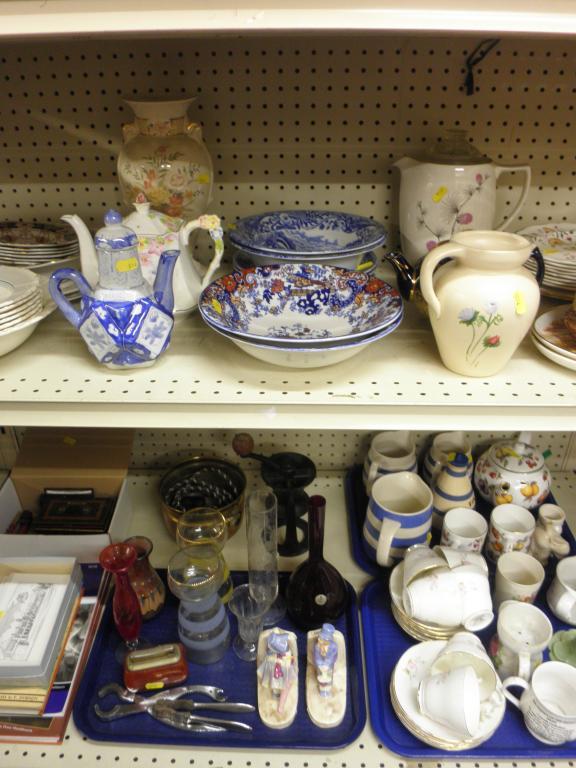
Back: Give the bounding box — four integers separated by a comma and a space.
117, 98, 213, 221
394, 129, 531, 264
419, 230, 543, 377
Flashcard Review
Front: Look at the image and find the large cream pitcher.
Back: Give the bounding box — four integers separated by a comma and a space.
419, 230, 543, 377
394, 129, 531, 264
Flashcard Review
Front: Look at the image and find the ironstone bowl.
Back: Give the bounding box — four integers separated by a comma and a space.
159, 457, 247, 540
199, 263, 403, 346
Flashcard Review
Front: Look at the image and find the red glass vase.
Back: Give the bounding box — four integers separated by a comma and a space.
99, 542, 143, 649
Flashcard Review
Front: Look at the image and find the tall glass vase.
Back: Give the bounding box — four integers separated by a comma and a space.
117, 98, 214, 220
99, 542, 143, 661
124, 535, 166, 620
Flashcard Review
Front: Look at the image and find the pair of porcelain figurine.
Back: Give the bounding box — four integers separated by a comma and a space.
49, 199, 223, 369
256, 625, 347, 730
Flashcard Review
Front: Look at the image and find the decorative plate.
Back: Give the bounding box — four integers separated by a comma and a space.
228, 210, 387, 257
517, 224, 576, 266
199, 264, 403, 344
0, 221, 78, 248
533, 305, 576, 357
391, 640, 506, 750
531, 333, 576, 372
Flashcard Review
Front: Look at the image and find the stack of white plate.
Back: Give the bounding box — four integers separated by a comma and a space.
531, 305, 576, 372
390, 640, 506, 750
198, 263, 403, 369
0, 266, 55, 356
518, 224, 576, 301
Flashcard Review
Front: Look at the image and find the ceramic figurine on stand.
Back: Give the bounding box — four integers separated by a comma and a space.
256, 628, 298, 729
50, 211, 177, 368
306, 623, 347, 728
431, 452, 475, 529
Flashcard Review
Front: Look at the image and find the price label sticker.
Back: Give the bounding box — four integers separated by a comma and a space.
116, 257, 139, 273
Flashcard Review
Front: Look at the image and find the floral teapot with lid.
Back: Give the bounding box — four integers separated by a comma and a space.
393, 128, 531, 264
69, 195, 224, 315
49, 210, 177, 369
474, 432, 552, 510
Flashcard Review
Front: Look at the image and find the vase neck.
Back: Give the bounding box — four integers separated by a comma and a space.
133, 116, 188, 137
308, 495, 326, 562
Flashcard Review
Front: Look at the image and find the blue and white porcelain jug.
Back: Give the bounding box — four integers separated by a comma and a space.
49, 210, 177, 369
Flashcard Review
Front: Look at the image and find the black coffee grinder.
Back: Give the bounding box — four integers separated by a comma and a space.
232, 433, 316, 556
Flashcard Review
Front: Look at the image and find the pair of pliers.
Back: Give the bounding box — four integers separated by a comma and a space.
94, 682, 254, 733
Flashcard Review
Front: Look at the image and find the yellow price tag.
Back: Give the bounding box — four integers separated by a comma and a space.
116, 257, 139, 273
63, 436, 77, 446
145, 681, 165, 690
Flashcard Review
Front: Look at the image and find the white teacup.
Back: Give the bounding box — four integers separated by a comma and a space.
491, 601, 553, 681
402, 544, 445, 589
362, 430, 417, 492
503, 661, 576, 744
429, 631, 498, 700
494, 551, 545, 609
485, 504, 536, 562
433, 545, 489, 574
441, 507, 488, 552
418, 665, 480, 737
547, 556, 576, 625
403, 564, 493, 631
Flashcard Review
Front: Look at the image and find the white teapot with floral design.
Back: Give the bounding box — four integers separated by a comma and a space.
394, 129, 531, 264
419, 230, 543, 376
70, 197, 224, 315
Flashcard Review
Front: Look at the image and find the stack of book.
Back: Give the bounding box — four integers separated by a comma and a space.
0, 558, 108, 743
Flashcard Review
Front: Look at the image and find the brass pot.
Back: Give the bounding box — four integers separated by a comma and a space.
159, 457, 247, 540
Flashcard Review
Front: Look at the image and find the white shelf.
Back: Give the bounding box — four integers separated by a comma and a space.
0, 304, 573, 431
2, 0, 576, 38
2, 469, 576, 768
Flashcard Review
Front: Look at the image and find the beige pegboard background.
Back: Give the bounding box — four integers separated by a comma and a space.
0, 34, 575, 246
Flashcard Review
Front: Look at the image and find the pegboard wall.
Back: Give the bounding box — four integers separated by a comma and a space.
1, 34, 576, 240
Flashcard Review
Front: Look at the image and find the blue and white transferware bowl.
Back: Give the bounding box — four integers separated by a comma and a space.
233, 248, 377, 272
213, 312, 403, 369
199, 264, 403, 346
228, 210, 387, 258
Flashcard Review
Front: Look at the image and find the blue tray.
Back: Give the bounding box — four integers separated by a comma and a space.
361, 576, 576, 759
73, 572, 366, 750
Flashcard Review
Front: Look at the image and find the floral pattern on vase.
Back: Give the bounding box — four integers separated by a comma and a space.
117, 99, 213, 221
458, 301, 504, 366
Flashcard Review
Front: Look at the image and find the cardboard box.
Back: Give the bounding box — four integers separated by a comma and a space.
0, 428, 134, 560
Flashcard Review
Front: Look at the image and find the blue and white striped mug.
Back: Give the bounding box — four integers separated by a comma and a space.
363, 471, 433, 567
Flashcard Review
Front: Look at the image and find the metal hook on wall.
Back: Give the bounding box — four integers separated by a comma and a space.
464, 38, 500, 96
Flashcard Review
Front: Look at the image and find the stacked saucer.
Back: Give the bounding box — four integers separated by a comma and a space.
199, 263, 403, 369
0, 221, 80, 271
531, 305, 576, 372
390, 640, 506, 750
389, 562, 465, 641
0, 266, 55, 356
518, 224, 576, 300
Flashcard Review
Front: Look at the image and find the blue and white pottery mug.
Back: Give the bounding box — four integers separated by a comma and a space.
362, 430, 418, 492
363, 471, 433, 567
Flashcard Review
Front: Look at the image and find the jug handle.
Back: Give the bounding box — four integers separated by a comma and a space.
494, 164, 531, 232
502, 676, 529, 709
178, 215, 224, 289
419, 242, 467, 320
376, 517, 401, 568
48, 268, 91, 329
529, 246, 545, 286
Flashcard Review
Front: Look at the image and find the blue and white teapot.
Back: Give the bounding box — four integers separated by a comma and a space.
49, 210, 177, 369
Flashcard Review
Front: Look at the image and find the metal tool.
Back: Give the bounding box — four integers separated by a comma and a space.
94, 682, 254, 732
151, 702, 253, 733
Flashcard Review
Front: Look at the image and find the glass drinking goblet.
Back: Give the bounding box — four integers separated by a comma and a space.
228, 583, 268, 662
176, 507, 233, 603
99, 542, 143, 662
245, 489, 286, 626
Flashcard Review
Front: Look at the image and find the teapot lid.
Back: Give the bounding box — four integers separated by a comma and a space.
94, 210, 138, 250
415, 128, 492, 165
123, 195, 183, 236
488, 437, 545, 474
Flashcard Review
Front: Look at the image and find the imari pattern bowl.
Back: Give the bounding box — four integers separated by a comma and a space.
228, 210, 387, 257
198, 263, 403, 346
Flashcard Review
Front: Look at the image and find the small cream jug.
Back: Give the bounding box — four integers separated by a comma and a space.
394, 129, 531, 264
420, 230, 543, 377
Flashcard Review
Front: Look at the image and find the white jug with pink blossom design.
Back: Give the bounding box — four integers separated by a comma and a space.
419, 230, 543, 377
394, 129, 531, 265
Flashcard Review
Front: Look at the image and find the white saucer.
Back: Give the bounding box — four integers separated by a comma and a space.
391, 640, 506, 750
531, 333, 576, 371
